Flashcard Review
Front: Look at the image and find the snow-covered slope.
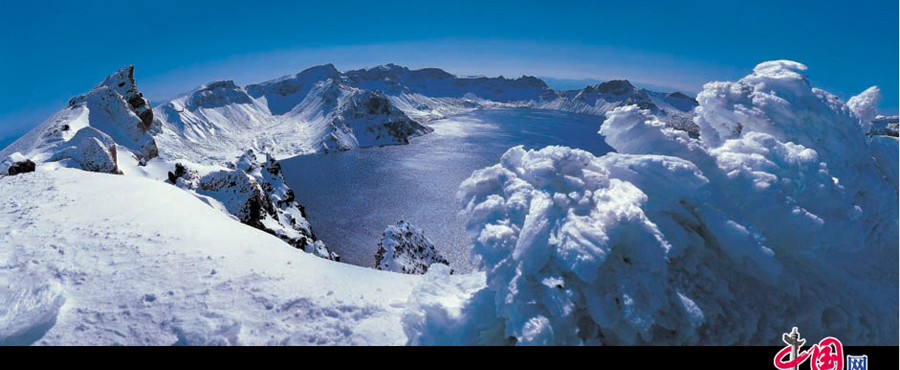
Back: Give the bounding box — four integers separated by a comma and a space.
0, 67, 337, 264
168, 149, 336, 259
0, 167, 439, 345
404, 60, 898, 346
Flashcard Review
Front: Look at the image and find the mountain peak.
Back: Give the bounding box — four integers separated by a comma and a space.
302, 63, 342, 77
186, 80, 252, 108
87, 65, 154, 130
595, 79, 635, 95
199, 80, 239, 91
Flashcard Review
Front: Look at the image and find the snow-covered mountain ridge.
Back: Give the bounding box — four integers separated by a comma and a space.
0, 63, 704, 168
151, 63, 702, 163
0, 67, 341, 264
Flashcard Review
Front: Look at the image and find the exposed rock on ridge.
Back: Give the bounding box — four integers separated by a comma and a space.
375, 220, 450, 274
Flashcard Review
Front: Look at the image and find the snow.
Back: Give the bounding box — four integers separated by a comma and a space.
869, 114, 899, 137
404, 60, 898, 346
375, 221, 450, 275
153, 65, 432, 163
0, 66, 157, 174
0, 270, 65, 346
847, 86, 881, 132
48, 126, 121, 174
0, 167, 430, 345
1, 59, 894, 346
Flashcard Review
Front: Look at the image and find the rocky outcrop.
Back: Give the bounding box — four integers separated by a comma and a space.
595, 79, 636, 95
335, 90, 434, 148
869, 115, 899, 137
374, 220, 450, 275
171, 150, 339, 261
345, 63, 552, 102
167, 162, 200, 189
66, 66, 158, 164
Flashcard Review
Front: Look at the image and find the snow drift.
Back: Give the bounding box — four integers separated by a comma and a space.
403, 60, 898, 345
0, 168, 426, 345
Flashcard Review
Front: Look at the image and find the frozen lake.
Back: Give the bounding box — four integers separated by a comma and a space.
280, 108, 614, 272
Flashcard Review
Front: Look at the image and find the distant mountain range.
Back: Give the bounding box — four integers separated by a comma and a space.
1, 63, 699, 168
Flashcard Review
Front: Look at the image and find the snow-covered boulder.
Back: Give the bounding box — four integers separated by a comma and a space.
404, 60, 898, 346
307, 240, 340, 262
48, 126, 122, 174
375, 221, 450, 275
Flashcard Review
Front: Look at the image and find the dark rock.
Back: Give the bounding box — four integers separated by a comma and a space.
623, 94, 658, 111
596, 80, 636, 95
7, 159, 36, 176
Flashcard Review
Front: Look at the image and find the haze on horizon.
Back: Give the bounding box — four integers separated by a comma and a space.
1, 0, 897, 147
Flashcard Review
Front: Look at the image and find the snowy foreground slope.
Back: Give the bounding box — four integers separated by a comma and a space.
0, 167, 452, 345
404, 61, 898, 345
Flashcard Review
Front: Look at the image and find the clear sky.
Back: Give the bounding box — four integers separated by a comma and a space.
1, 0, 897, 146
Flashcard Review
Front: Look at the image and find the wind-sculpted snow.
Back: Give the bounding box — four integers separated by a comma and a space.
847, 86, 881, 133
0, 270, 66, 345
403, 60, 898, 345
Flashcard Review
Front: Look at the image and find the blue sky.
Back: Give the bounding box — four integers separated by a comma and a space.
1, 0, 897, 146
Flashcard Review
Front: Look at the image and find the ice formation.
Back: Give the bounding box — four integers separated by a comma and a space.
403, 60, 898, 345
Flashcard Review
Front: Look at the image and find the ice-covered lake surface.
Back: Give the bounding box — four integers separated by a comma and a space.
280, 108, 614, 271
